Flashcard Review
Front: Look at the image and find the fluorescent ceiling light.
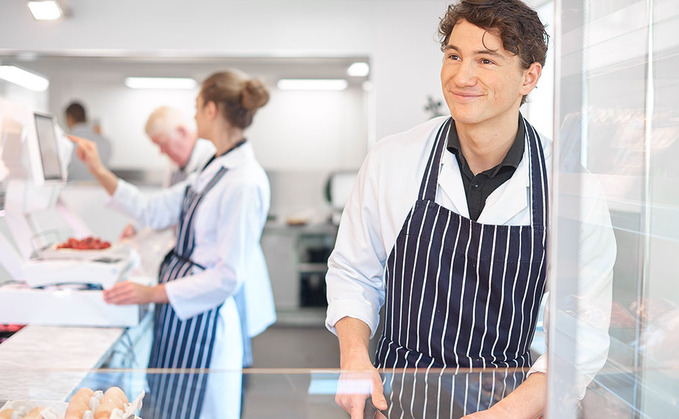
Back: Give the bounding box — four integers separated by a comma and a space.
124, 77, 197, 90
0, 65, 49, 92
277, 79, 348, 91
347, 62, 370, 77
27, 0, 63, 21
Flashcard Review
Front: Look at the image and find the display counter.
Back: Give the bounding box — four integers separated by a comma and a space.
0, 312, 153, 405
0, 325, 124, 402
0, 364, 647, 418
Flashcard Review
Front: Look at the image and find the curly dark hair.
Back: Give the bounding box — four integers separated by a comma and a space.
438, 0, 549, 70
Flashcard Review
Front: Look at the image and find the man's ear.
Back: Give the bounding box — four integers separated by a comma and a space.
520, 62, 542, 96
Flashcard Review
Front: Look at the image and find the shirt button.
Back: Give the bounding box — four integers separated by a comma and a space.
472, 182, 480, 190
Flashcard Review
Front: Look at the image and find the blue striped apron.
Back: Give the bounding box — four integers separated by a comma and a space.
143, 166, 228, 419
374, 116, 548, 417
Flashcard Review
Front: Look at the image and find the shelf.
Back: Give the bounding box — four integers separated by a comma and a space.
275, 308, 327, 327
298, 263, 328, 273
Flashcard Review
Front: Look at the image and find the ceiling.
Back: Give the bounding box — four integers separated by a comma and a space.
0, 54, 372, 88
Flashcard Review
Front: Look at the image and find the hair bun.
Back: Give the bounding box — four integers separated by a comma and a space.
242, 79, 270, 111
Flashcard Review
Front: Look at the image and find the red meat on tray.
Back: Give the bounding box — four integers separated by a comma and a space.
56, 236, 111, 250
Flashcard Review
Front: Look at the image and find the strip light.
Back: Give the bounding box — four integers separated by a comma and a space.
27, 0, 63, 21
347, 62, 370, 77
277, 79, 348, 91
0, 65, 50, 92
124, 77, 197, 90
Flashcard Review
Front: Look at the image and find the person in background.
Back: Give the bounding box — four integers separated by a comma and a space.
64, 101, 112, 182
122, 104, 274, 412
119, 106, 216, 239
69, 70, 276, 419
146, 106, 216, 188
326, 0, 615, 418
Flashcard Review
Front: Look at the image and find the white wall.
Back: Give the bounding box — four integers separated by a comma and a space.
48, 77, 199, 170
0, 0, 450, 144
0, 80, 48, 113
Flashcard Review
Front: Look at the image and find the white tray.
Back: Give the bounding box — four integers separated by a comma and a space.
37, 242, 132, 262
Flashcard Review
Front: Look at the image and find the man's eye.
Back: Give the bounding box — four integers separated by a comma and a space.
447, 54, 460, 61
481, 59, 494, 65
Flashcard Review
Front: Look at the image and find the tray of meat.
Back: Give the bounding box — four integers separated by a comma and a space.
37, 236, 130, 261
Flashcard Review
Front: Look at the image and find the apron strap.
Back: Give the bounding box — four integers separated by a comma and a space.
161, 248, 207, 271
418, 118, 453, 201
164, 166, 229, 274
523, 116, 549, 229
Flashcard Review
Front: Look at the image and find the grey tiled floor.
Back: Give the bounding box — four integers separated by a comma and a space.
243, 324, 347, 418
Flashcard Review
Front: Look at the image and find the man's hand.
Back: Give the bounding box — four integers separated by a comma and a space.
336, 358, 387, 418
462, 405, 511, 418
461, 372, 546, 419
335, 317, 388, 418
103, 281, 166, 305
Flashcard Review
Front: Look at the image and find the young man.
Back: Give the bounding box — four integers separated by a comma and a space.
326, 1, 614, 417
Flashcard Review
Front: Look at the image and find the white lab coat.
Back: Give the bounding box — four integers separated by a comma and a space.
110, 142, 276, 418
325, 116, 616, 396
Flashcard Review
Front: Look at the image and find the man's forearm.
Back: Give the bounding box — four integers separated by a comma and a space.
492, 372, 546, 418
335, 317, 373, 369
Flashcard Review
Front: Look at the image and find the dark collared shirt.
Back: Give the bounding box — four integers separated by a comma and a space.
447, 118, 525, 221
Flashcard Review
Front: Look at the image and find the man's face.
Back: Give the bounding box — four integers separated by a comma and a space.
151, 131, 189, 167
440, 19, 539, 129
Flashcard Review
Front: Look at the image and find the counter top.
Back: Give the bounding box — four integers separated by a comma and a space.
263, 221, 338, 234
0, 325, 124, 402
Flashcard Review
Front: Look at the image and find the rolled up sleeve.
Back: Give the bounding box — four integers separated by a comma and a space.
326, 150, 388, 337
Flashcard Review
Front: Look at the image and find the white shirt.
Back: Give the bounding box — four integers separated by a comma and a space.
111, 142, 276, 337
325, 116, 615, 396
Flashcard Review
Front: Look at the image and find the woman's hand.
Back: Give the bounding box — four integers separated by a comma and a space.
66, 135, 119, 195
119, 223, 137, 240
67, 135, 104, 175
103, 281, 166, 305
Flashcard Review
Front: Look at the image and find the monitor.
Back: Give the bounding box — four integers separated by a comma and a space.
33, 112, 64, 181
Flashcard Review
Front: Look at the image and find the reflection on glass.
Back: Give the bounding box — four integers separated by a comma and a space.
553, 0, 679, 417
0, 368, 542, 419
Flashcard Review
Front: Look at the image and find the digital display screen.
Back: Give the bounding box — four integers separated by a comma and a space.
34, 113, 63, 181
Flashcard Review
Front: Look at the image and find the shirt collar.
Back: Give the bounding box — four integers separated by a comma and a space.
201, 139, 249, 173
446, 115, 525, 178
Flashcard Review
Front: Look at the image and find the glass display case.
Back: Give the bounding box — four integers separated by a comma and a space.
0, 367, 543, 419
550, 0, 679, 416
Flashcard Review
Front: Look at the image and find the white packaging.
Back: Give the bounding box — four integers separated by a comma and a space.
0, 284, 144, 327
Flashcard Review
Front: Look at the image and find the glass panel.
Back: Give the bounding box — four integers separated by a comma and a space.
552, 0, 679, 416
0, 367, 536, 419
640, 0, 679, 416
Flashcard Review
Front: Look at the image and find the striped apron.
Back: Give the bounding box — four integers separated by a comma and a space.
143, 166, 228, 419
374, 117, 548, 417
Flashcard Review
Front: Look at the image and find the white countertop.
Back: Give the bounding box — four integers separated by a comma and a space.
0, 325, 124, 402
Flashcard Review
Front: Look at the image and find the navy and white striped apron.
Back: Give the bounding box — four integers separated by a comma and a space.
143, 166, 228, 419
374, 117, 548, 417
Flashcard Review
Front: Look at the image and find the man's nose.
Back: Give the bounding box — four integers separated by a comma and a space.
453, 61, 478, 86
